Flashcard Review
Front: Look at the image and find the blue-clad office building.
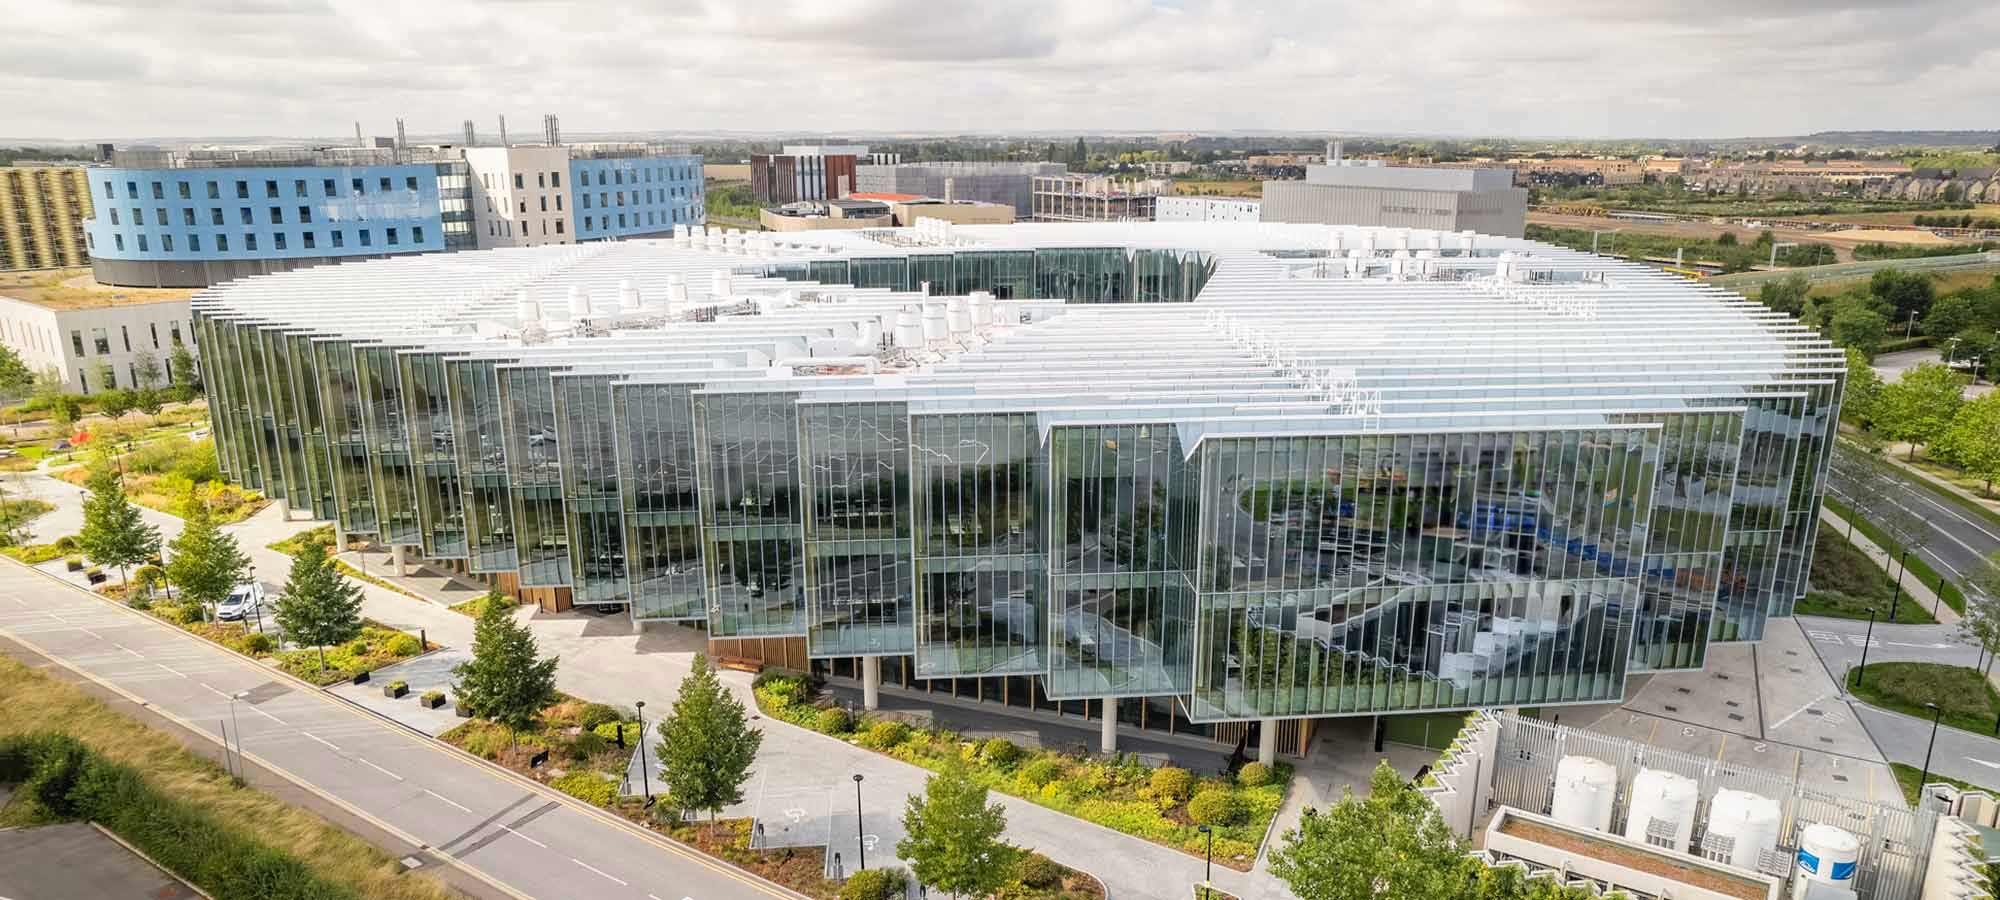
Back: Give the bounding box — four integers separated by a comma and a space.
568, 151, 703, 241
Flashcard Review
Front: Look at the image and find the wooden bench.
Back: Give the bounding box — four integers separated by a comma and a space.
717, 655, 765, 674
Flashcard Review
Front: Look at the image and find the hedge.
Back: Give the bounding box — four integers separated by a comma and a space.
0, 732, 357, 900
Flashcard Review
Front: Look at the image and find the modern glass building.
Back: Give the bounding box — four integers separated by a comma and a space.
192, 221, 1842, 745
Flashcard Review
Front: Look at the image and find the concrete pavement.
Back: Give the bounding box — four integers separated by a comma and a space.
0, 559, 803, 900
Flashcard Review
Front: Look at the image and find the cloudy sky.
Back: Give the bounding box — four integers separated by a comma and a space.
3, 0, 1996, 142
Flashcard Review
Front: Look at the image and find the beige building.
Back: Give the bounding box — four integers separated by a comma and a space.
1510, 158, 1644, 186
0, 165, 95, 271
0, 268, 196, 394
1032, 175, 1166, 222
760, 195, 1014, 232
1262, 161, 1526, 237
464, 145, 574, 248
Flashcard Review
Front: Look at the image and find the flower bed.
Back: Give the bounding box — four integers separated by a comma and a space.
754, 673, 1288, 871
119, 589, 427, 685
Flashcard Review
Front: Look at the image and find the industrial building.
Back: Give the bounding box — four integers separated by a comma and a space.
1155, 196, 1262, 223
190, 220, 1839, 755
854, 161, 1066, 216
1262, 151, 1526, 237
81, 139, 700, 287
1, 165, 95, 272
751, 145, 901, 205
1031, 174, 1168, 222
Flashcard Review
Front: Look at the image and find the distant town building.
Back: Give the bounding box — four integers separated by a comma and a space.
1509, 158, 1644, 187
751, 145, 900, 205
0, 275, 196, 394
1154, 195, 1261, 223
1261, 155, 1526, 237
1686, 159, 1913, 196
1031, 174, 1167, 222
0, 165, 94, 271
1141, 160, 1195, 177
855, 161, 1065, 216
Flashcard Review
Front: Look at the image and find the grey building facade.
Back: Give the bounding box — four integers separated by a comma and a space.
854, 162, 1066, 216
1262, 163, 1527, 238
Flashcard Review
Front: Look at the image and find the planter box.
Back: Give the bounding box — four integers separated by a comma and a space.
86, 571, 106, 585
454, 704, 474, 718
350, 671, 370, 685
65, 559, 84, 572
420, 694, 446, 710
383, 684, 408, 699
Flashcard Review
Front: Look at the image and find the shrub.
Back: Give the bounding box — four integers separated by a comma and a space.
857, 720, 908, 751
1236, 761, 1272, 787
1072, 763, 1114, 795
592, 721, 641, 745
1017, 851, 1064, 889
551, 771, 616, 807
421, 690, 445, 704
813, 707, 853, 735
1016, 757, 1065, 790
132, 564, 165, 589
456, 723, 515, 759
126, 595, 153, 611
839, 866, 909, 900
387, 680, 409, 692
237, 632, 276, 655
565, 730, 609, 762
577, 703, 623, 732
1147, 766, 1195, 804
1187, 788, 1246, 826
382, 633, 423, 657
54, 535, 78, 553
980, 737, 1022, 769
754, 674, 808, 711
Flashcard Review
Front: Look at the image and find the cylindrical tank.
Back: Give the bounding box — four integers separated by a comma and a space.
1622, 769, 1698, 851
921, 305, 949, 343
710, 270, 732, 300
1795, 824, 1859, 888
967, 291, 994, 327
945, 297, 973, 335
566, 286, 591, 319
1550, 756, 1618, 832
892, 307, 923, 348
1706, 789, 1782, 872
515, 289, 540, 325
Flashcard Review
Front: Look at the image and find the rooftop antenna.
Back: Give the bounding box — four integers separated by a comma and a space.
543, 113, 560, 147
498, 114, 509, 148
463, 119, 476, 148
394, 117, 407, 161
354, 121, 364, 148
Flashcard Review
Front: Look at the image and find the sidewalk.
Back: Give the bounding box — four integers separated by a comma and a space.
1817, 505, 1957, 625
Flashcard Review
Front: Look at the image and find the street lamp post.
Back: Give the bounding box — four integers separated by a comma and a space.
852, 773, 867, 870
1770, 241, 1797, 269
227, 690, 248, 780
1198, 823, 1214, 889
635, 701, 651, 805
1947, 336, 1962, 365
1918, 702, 1943, 801
1888, 550, 1909, 621
1906, 310, 1918, 339
249, 564, 264, 635
1855, 607, 1878, 689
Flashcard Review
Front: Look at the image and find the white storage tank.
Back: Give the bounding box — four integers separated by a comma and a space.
1622, 769, 1698, 851
1706, 789, 1782, 872
1551, 756, 1618, 832
1794, 823, 1860, 889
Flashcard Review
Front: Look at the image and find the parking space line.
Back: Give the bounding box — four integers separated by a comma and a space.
571, 858, 627, 886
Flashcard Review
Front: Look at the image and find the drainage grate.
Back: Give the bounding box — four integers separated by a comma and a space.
1728, 713, 1746, 722
1715, 672, 1732, 680
1787, 667, 1804, 674
1832, 774, 1849, 783
1806, 709, 1824, 717
1785, 650, 1799, 657
1676, 687, 1693, 694
1725, 700, 1741, 708
1819, 736, 1835, 744
1663, 704, 1680, 713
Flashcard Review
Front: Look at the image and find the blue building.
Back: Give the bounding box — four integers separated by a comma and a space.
568, 151, 703, 241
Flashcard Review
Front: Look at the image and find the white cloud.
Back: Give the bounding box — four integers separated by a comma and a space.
0, 0, 1994, 141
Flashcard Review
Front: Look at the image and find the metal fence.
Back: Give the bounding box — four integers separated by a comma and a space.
1489, 714, 1936, 900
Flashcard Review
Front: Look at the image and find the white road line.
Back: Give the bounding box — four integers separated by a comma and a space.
248, 705, 288, 726
1770, 693, 1829, 731
302, 731, 341, 752
499, 824, 546, 848
79, 626, 106, 641
570, 858, 628, 887
110, 641, 143, 658
357, 758, 404, 782
154, 662, 187, 678
199, 682, 232, 700
424, 789, 472, 813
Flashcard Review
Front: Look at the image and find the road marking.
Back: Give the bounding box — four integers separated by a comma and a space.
1883, 641, 1951, 649
199, 682, 232, 700
302, 731, 341, 752
570, 858, 627, 887
79, 626, 106, 641
155, 662, 187, 678
425, 789, 473, 813
248, 705, 288, 726
358, 758, 404, 782
498, 824, 545, 848
1769, 694, 1829, 731
1969, 758, 2000, 771
1715, 735, 1728, 761
110, 641, 143, 658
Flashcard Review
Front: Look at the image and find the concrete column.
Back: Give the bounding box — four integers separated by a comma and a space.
861, 655, 881, 711
390, 544, 410, 575
272, 497, 290, 520
333, 527, 348, 554
1258, 717, 1278, 765
1100, 697, 1118, 754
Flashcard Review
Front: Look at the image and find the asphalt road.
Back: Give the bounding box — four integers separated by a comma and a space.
1795, 615, 1986, 678
1827, 444, 2000, 590
0, 560, 793, 900
1853, 703, 2000, 795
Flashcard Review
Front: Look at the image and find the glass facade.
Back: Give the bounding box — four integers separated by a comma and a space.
192, 222, 1844, 727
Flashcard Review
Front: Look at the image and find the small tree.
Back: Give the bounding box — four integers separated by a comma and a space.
1936, 392, 2000, 495
451, 597, 558, 733
897, 757, 1015, 898
132, 350, 164, 392
96, 387, 134, 420
51, 394, 81, 432
271, 540, 364, 671
656, 654, 761, 829
135, 388, 163, 424
168, 343, 200, 403
1270, 760, 1473, 900
1960, 556, 2000, 678
76, 466, 159, 584
164, 494, 249, 618
1876, 362, 1968, 458
0, 344, 31, 399
1841, 348, 1884, 427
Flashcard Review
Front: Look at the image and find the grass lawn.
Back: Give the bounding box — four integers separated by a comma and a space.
0, 654, 457, 900
1796, 529, 1934, 623
1847, 662, 2000, 736
1889, 763, 1996, 806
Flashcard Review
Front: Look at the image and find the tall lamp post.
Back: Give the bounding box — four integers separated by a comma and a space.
248, 564, 264, 635
1197, 823, 1214, 891
1887, 550, 1910, 622
635, 701, 652, 805
1854, 607, 1878, 689
1917, 702, 1944, 802
852, 773, 867, 870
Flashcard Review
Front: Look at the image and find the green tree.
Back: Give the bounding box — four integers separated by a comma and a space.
1869, 268, 1936, 321
76, 466, 159, 584
168, 343, 200, 403
1964, 554, 2000, 678
271, 540, 363, 671
897, 757, 1015, 898
1875, 362, 1969, 458
656, 654, 761, 829
0, 343, 32, 398
132, 350, 163, 392
1825, 300, 1888, 357
1269, 760, 1473, 900
1936, 391, 2000, 494
451, 596, 558, 733
1924, 294, 1979, 339
1755, 274, 1810, 315
1841, 348, 1884, 427
135, 388, 163, 423
163, 495, 249, 617
1071, 137, 1088, 166
51, 394, 81, 431
95, 387, 134, 420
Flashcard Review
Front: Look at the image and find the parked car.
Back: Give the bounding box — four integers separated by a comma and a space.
215, 581, 267, 621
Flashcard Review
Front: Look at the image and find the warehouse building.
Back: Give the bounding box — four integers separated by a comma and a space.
190, 221, 1839, 755
1262, 160, 1526, 237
